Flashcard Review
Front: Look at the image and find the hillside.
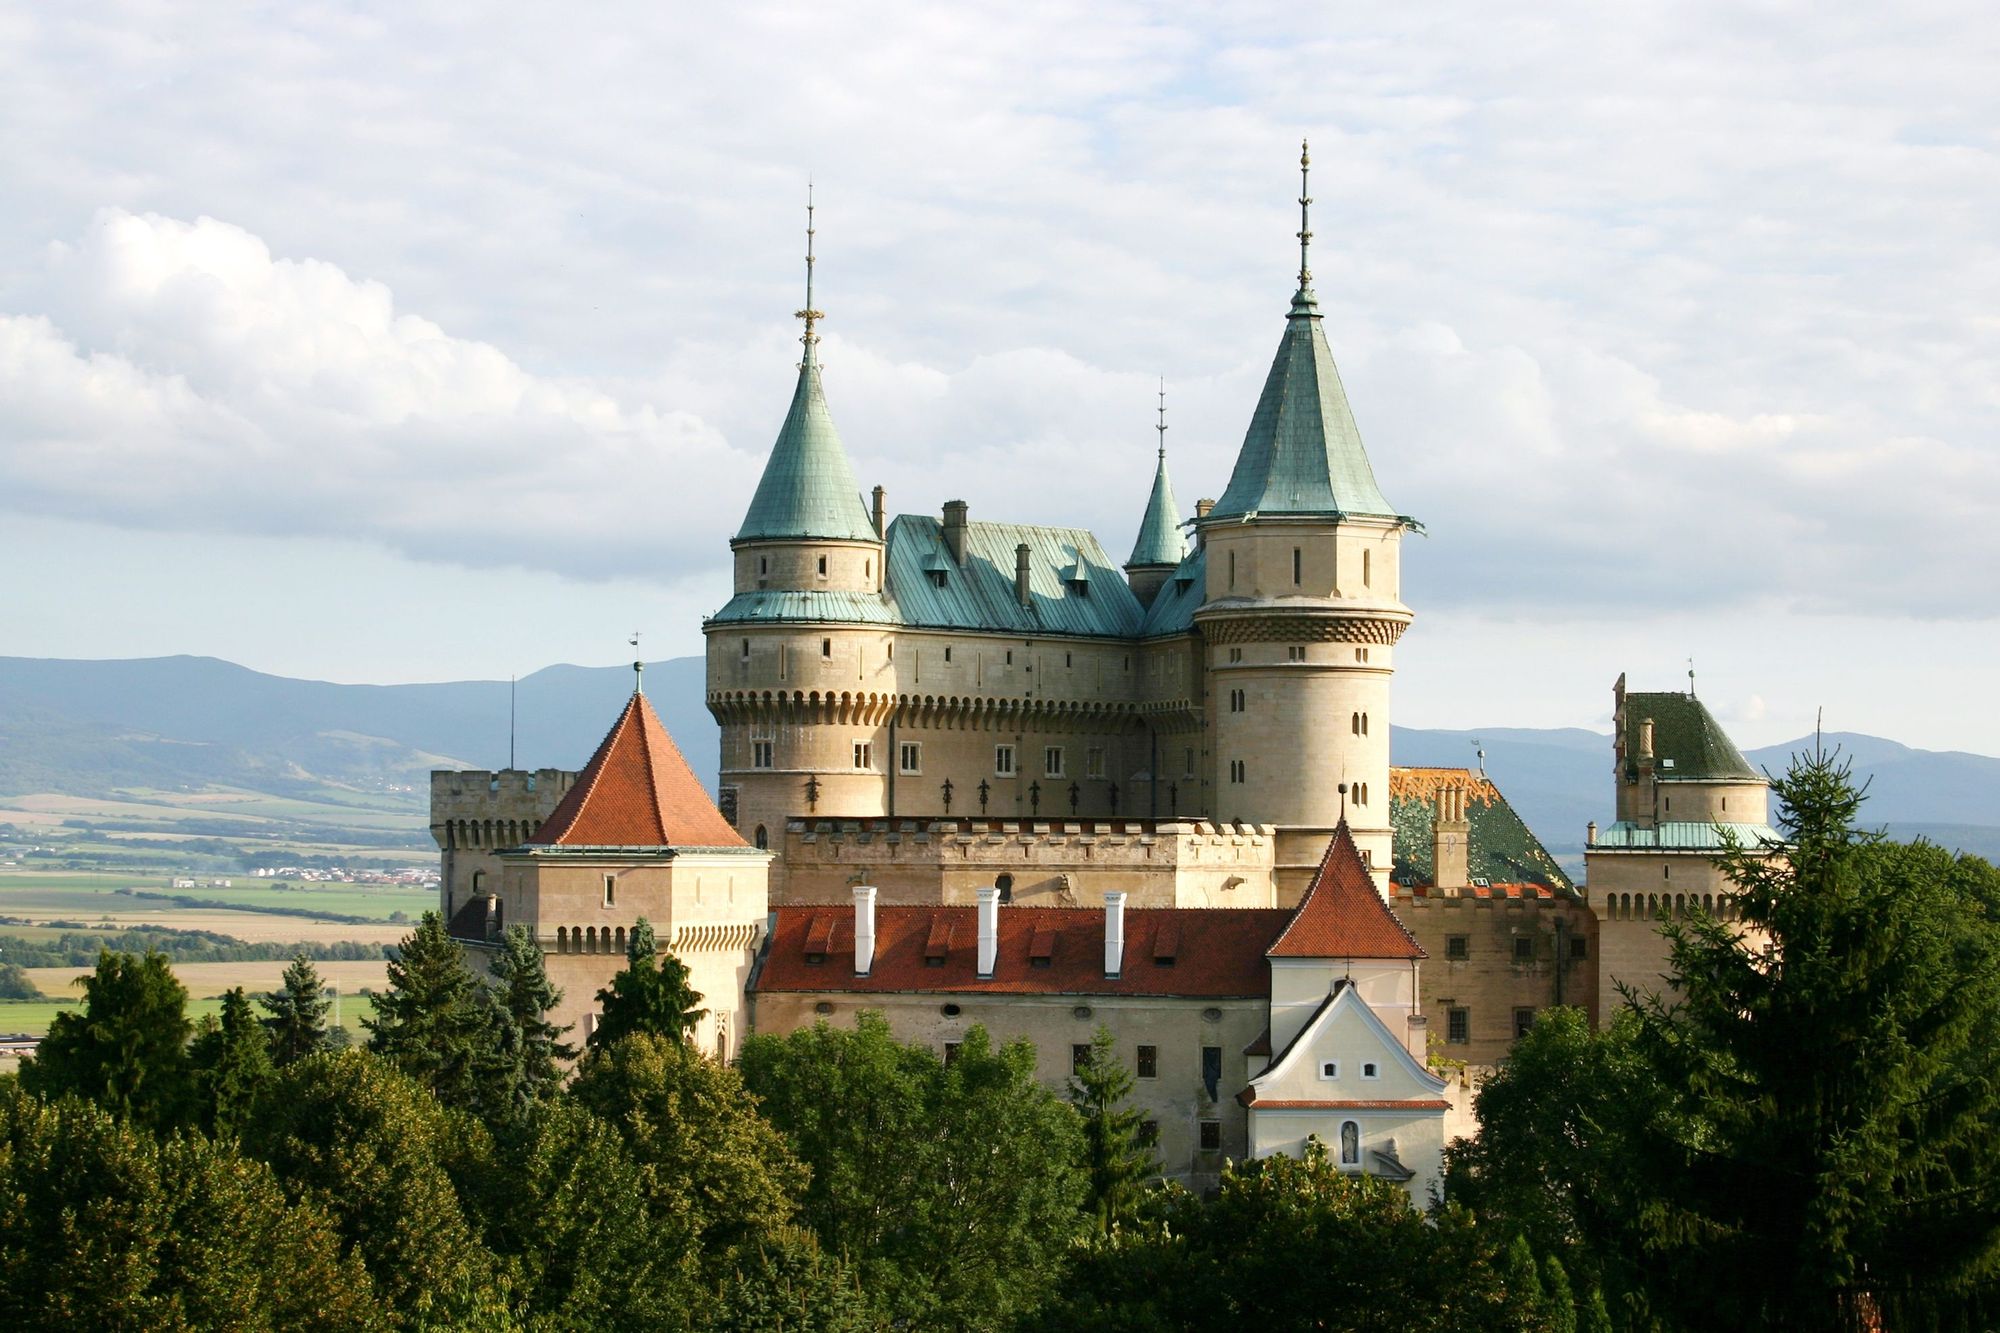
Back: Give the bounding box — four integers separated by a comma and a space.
3, 656, 1994, 868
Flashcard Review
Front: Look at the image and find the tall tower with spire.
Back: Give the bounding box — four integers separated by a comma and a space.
1195, 143, 1415, 895
1124, 380, 1187, 608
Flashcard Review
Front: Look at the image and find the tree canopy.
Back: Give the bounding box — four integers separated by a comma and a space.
22, 949, 194, 1134
588, 917, 707, 1051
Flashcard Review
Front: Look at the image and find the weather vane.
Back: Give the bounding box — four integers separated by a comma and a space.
795, 182, 822, 364
630, 632, 643, 694
1296, 139, 1312, 292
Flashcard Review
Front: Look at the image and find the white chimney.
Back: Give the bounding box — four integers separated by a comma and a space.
1104, 891, 1126, 977
976, 886, 1000, 977
853, 885, 877, 976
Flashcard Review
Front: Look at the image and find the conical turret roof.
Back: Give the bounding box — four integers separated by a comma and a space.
1268, 822, 1424, 960
734, 358, 878, 543
529, 689, 746, 849
1126, 450, 1186, 568
1208, 288, 1398, 522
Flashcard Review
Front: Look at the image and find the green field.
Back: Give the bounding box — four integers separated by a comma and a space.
0, 870, 432, 925
0, 993, 379, 1041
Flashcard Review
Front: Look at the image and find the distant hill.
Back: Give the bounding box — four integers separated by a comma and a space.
2, 656, 1994, 863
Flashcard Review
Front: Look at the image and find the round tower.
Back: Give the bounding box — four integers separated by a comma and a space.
708, 195, 891, 855
1194, 143, 1414, 898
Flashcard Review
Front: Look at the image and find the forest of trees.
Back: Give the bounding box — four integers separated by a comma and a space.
0, 750, 1996, 1331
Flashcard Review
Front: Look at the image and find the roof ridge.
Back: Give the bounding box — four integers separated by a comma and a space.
1268, 822, 1425, 959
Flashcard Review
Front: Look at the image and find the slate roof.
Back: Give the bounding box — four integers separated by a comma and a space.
1387, 767, 1575, 894
1268, 823, 1425, 960
1137, 549, 1206, 638
1126, 452, 1187, 568
1621, 691, 1763, 784
528, 691, 747, 849
735, 359, 878, 543
1208, 286, 1402, 523
753, 904, 1293, 997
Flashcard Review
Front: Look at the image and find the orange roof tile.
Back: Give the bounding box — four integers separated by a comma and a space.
754, 904, 1293, 998
528, 691, 746, 849
1267, 823, 1425, 960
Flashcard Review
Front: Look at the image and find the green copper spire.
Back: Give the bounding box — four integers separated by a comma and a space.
1127, 379, 1186, 568
1208, 142, 1401, 523
734, 188, 878, 545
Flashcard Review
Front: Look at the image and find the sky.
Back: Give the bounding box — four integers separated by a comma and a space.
2, 2, 1996, 754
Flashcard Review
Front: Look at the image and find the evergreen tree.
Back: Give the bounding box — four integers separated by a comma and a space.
1578, 1287, 1615, 1333
189, 986, 275, 1136
589, 916, 707, 1050
364, 912, 519, 1115
262, 953, 332, 1064
1066, 1024, 1156, 1234
21, 949, 193, 1133
489, 923, 574, 1100
1542, 1255, 1578, 1333
1501, 1234, 1545, 1328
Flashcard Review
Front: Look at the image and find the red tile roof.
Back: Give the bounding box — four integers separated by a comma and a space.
528, 691, 746, 849
754, 905, 1295, 998
1267, 823, 1424, 960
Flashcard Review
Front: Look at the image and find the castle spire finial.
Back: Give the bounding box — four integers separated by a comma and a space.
795, 182, 822, 366
1296, 139, 1313, 295
1155, 377, 1168, 461
630, 632, 644, 696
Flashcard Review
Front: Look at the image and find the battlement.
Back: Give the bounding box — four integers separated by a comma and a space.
429, 768, 578, 850
776, 815, 1279, 908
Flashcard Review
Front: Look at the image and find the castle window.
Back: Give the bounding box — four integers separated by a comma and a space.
1136, 1045, 1158, 1079
899, 742, 922, 774
1289, 645, 1306, 661
1363, 549, 1372, 586
1513, 936, 1533, 963
1006, 650, 1013, 666
1228, 551, 1236, 587
1352, 713, 1361, 735
1569, 937, 1587, 960
1447, 1008, 1470, 1044
1228, 759, 1245, 784
1292, 547, 1301, 584
1319, 1060, 1339, 1080
995, 745, 1016, 776
1229, 647, 1242, 663
1446, 935, 1469, 960
927, 567, 947, 588
1087, 747, 1105, 778
1340, 1121, 1360, 1165
752, 739, 774, 769
1229, 688, 1244, 712
754, 825, 768, 851
1199, 1120, 1222, 1152
817, 555, 827, 575
1361, 1061, 1379, 1080
1362, 713, 1369, 735
1072, 1043, 1092, 1076
1065, 652, 1072, 668
887, 640, 894, 661
602, 874, 616, 909
864, 559, 871, 579
1184, 748, 1195, 778
822, 638, 832, 658
1139, 1119, 1159, 1146
1044, 747, 1064, 777
944, 1042, 962, 1066
779, 645, 788, 679
1201, 1049, 1222, 1104
1514, 1008, 1538, 1039
740, 639, 750, 661
1664, 864, 1672, 880
853, 742, 873, 770
996, 873, 1014, 902
944, 645, 952, 662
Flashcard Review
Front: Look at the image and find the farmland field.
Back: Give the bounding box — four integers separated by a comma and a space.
24, 958, 390, 1003
0, 870, 433, 939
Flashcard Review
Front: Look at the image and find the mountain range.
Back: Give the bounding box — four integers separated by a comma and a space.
3, 655, 1995, 864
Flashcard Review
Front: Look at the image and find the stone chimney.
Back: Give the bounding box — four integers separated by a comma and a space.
1103, 891, 1126, 977
1432, 786, 1470, 890
1586, 819, 1598, 846
976, 886, 1000, 977
871, 485, 886, 540
1193, 498, 1214, 551
942, 500, 969, 564
1014, 543, 1032, 607
1638, 717, 1655, 764
852, 885, 877, 976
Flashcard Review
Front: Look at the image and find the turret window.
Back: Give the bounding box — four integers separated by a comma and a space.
853, 742, 873, 769
1228, 759, 1246, 783
1350, 712, 1370, 736
752, 739, 774, 769
1087, 747, 1105, 778
1044, 747, 1064, 777
899, 743, 922, 774
740, 639, 750, 662
602, 875, 616, 909
1229, 688, 1245, 712
817, 555, 828, 575
1363, 549, 1372, 586
1292, 547, 1301, 584
822, 638, 832, 658
995, 745, 1016, 776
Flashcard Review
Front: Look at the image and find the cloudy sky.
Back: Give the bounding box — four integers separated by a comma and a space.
2, 2, 1995, 753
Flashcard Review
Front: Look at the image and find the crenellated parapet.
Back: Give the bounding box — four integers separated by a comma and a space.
430, 768, 577, 850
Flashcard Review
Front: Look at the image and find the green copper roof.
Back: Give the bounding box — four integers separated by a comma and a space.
1208, 289, 1401, 523
1591, 820, 1783, 851
882, 515, 1144, 637
1389, 769, 1575, 894
734, 360, 878, 544
1138, 548, 1205, 638
1126, 451, 1186, 568
1621, 692, 1763, 784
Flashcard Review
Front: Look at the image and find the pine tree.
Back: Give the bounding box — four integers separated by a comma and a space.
1579, 1285, 1615, 1333
1502, 1234, 1545, 1328
490, 924, 575, 1100
262, 953, 332, 1064
590, 917, 707, 1051
22, 949, 193, 1133
1543, 1254, 1578, 1333
1066, 1024, 1156, 1234
365, 911, 518, 1113
189, 986, 275, 1136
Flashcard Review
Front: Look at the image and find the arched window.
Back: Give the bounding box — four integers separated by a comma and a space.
472, 870, 486, 895
996, 873, 1014, 903
754, 824, 769, 850
587, 926, 598, 953
1351, 712, 1361, 735
615, 926, 627, 955
1340, 1121, 1360, 1166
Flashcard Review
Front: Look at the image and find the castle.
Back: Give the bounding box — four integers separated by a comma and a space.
430, 147, 1775, 1195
